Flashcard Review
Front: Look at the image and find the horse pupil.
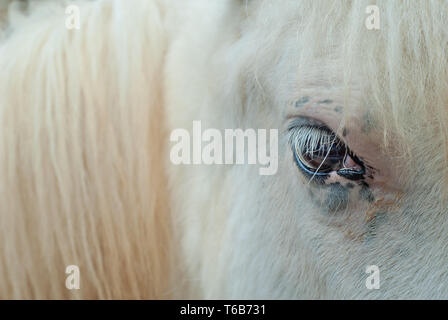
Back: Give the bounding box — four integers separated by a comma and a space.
299, 139, 346, 173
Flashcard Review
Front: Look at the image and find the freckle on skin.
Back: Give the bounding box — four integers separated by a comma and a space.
318, 99, 333, 104
295, 96, 310, 108
334, 105, 343, 113
362, 112, 376, 133
342, 128, 348, 137
322, 182, 349, 213
359, 185, 375, 203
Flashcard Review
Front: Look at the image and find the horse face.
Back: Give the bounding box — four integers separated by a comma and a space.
166, 0, 448, 298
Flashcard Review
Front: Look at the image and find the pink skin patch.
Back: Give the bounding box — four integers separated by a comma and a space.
344, 154, 363, 171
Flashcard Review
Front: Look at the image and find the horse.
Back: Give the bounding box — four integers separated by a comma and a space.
1, 0, 448, 299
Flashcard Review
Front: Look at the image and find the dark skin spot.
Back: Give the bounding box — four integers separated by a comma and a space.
346, 182, 355, 189
359, 184, 375, 203
295, 96, 310, 108
318, 99, 333, 104
321, 182, 349, 213
362, 112, 376, 133
360, 181, 369, 188
334, 105, 343, 113
307, 182, 351, 214
342, 128, 348, 137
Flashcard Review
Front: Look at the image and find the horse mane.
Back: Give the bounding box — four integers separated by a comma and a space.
0, 0, 171, 299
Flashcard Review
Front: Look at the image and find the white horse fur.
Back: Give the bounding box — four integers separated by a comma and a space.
1, 0, 448, 299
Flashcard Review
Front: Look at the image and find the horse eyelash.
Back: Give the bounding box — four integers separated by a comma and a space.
288, 124, 342, 160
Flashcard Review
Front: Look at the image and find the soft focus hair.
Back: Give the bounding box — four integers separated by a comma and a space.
0, 0, 171, 298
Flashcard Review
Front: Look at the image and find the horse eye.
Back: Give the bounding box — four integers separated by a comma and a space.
289, 123, 365, 178
294, 136, 345, 174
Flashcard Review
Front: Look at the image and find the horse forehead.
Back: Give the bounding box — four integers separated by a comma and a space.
289, 77, 370, 119
284, 58, 367, 107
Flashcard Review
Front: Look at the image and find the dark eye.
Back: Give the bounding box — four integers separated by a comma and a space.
294, 127, 344, 173
289, 119, 365, 179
